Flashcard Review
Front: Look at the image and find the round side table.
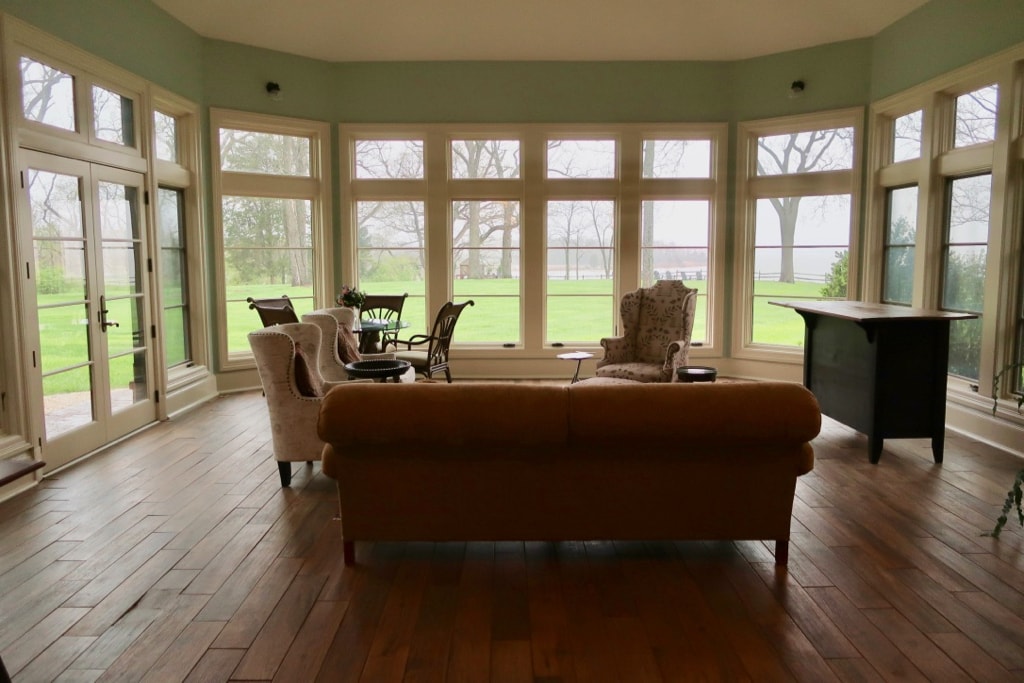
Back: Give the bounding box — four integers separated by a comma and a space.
676, 365, 718, 383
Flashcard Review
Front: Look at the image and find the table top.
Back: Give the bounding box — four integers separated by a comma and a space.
769, 300, 978, 323
344, 359, 411, 379
357, 318, 410, 334
557, 351, 594, 360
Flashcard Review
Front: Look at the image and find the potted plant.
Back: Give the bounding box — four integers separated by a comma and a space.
336, 285, 366, 309
986, 362, 1024, 538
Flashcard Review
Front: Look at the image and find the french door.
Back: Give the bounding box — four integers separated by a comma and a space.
19, 150, 155, 470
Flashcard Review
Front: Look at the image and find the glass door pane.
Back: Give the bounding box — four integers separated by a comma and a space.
27, 167, 95, 439
97, 180, 147, 413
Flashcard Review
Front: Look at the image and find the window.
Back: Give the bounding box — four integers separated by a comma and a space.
453, 200, 521, 342
351, 139, 428, 331
158, 187, 190, 368
153, 111, 177, 163
153, 92, 207, 391
640, 200, 710, 336
92, 85, 134, 147
340, 124, 726, 360
547, 139, 616, 179
737, 111, 861, 352
892, 110, 922, 163
942, 174, 991, 380
870, 65, 1020, 407
20, 56, 75, 132
953, 85, 998, 148
212, 110, 331, 364
16, 47, 144, 159
546, 199, 615, 342
882, 186, 918, 304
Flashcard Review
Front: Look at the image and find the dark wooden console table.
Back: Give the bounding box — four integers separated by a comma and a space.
771, 301, 976, 464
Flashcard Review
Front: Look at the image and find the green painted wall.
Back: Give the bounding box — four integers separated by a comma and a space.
731, 40, 872, 122
4, 0, 1023, 124
0, 0, 203, 101
331, 61, 735, 123
871, 0, 1024, 99
202, 40, 336, 121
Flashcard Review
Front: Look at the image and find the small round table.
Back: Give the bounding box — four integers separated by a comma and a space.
676, 365, 718, 383
344, 359, 412, 382
557, 351, 594, 384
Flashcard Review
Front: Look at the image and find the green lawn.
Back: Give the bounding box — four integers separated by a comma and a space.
37, 278, 827, 394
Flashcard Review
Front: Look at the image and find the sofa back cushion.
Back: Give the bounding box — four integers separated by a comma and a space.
568, 381, 820, 454
319, 382, 569, 450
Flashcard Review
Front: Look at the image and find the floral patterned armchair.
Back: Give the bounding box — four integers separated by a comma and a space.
595, 280, 698, 383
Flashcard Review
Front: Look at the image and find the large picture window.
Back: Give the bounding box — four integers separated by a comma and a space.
736, 111, 861, 354
212, 110, 331, 363
340, 124, 726, 361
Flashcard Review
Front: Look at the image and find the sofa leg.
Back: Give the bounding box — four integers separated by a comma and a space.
775, 540, 789, 566
278, 461, 292, 487
343, 540, 355, 566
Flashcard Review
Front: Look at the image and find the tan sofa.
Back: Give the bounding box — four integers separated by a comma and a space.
318, 381, 821, 566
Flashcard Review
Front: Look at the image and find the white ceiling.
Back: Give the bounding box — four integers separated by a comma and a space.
150, 0, 931, 62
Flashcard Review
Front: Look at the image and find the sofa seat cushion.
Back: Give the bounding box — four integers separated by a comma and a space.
320, 382, 568, 450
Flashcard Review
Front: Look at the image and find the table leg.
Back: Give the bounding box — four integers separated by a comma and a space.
571, 359, 583, 383
931, 435, 944, 464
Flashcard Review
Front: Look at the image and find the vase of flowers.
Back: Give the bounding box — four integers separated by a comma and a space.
337, 285, 366, 331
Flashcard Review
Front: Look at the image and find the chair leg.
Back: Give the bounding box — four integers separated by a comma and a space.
343, 540, 355, 566
444, 367, 452, 383
278, 461, 292, 487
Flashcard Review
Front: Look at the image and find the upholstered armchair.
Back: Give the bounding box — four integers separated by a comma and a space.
301, 307, 415, 383
595, 280, 697, 383
248, 322, 368, 487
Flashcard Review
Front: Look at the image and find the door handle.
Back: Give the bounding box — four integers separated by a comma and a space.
98, 295, 120, 333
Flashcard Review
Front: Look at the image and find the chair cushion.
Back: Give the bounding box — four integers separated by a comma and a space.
293, 342, 323, 397
595, 362, 665, 383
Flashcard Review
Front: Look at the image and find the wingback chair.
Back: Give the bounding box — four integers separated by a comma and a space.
392, 300, 474, 382
301, 307, 414, 383
248, 322, 368, 487
595, 280, 697, 383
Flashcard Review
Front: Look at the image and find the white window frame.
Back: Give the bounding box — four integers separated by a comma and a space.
733, 108, 863, 363
150, 87, 210, 397
211, 108, 333, 371
339, 123, 727, 362
866, 46, 1024, 407
4, 19, 147, 174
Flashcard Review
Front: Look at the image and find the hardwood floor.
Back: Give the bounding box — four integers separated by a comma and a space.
2, 389, 1023, 681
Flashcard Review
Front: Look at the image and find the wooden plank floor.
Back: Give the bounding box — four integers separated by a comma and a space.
2, 389, 1023, 682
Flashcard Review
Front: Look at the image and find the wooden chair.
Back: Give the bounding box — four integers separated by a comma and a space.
392, 300, 474, 382
247, 295, 299, 327
360, 293, 408, 350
